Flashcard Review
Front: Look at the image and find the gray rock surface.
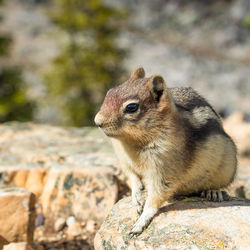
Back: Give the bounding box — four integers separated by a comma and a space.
54, 218, 66, 232
95, 196, 250, 250
0, 123, 126, 228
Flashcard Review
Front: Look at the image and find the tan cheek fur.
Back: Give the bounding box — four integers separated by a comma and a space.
112, 113, 187, 185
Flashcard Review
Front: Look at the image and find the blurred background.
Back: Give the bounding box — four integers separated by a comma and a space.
0, 0, 250, 127
0, 1, 250, 249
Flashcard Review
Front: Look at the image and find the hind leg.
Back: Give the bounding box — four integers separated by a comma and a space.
200, 190, 231, 202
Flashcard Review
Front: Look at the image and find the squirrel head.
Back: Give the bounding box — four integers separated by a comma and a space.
95, 67, 174, 143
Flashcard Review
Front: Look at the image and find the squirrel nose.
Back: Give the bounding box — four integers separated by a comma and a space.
94, 113, 104, 128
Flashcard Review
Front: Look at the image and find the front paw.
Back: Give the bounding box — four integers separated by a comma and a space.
129, 220, 145, 238
129, 230, 141, 238
132, 192, 145, 215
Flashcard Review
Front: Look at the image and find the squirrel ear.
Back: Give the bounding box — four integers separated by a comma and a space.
130, 67, 145, 79
148, 75, 166, 102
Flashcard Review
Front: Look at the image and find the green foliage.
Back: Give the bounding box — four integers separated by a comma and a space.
243, 13, 250, 28
45, 0, 127, 126
0, 1, 34, 122
0, 67, 34, 122
0, 34, 11, 56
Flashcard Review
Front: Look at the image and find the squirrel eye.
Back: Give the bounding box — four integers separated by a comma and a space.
124, 103, 139, 113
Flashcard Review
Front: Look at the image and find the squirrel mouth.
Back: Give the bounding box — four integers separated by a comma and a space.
104, 131, 116, 137
100, 127, 118, 137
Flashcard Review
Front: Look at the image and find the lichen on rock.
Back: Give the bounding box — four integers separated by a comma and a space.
95, 196, 250, 250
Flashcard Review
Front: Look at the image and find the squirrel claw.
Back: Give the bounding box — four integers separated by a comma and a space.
128, 231, 139, 239
128, 231, 137, 239
129, 221, 147, 238
200, 190, 231, 202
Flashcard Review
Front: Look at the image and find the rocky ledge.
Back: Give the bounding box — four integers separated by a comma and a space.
0, 123, 125, 223
0, 123, 129, 249
0, 116, 249, 249
95, 196, 250, 250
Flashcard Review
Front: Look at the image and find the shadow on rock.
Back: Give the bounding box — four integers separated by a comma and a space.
159, 197, 250, 215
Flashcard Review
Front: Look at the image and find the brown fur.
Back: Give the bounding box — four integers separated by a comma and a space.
94, 67, 237, 236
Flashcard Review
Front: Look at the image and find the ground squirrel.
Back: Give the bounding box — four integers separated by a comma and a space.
94, 67, 237, 237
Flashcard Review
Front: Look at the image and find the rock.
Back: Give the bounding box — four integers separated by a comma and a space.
35, 213, 45, 228
244, 186, 250, 199
33, 226, 44, 240
81, 235, 88, 241
66, 216, 75, 227
224, 113, 250, 157
67, 222, 82, 238
39, 166, 119, 225
0, 236, 9, 249
95, 197, 250, 250
0, 188, 36, 245
86, 220, 97, 233
54, 218, 66, 232
80, 221, 86, 227
24, 170, 47, 197
35, 246, 44, 250
0, 124, 123, 226
3, 242, 33, 250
